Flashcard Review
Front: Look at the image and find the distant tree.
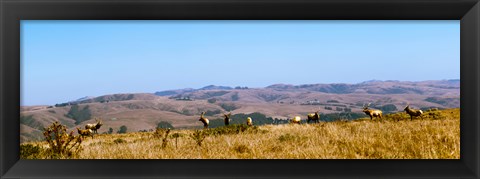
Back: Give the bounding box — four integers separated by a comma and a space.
118, 125, 127, 134
108, 127, 113, 134
157, 121, 174, 129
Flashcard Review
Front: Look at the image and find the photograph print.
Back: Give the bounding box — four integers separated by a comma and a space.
20, 20, 460, 159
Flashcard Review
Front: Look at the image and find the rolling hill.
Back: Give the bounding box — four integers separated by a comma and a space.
20, 79, 459, 142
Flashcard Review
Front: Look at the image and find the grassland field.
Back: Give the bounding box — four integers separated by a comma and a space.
21, 108, 460, 159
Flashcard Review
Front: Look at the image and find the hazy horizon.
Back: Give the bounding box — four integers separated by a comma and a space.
21, 20, 460, 105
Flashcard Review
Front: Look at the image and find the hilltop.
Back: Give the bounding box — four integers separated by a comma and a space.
20, 80, 459, 142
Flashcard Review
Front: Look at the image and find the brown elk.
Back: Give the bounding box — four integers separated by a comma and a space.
77, 127, 93, 139
307, 110, 320, 123
199, 112, 209, 129
404, 104, 424, 120
290, 116, 302, 124
85, 118, 103, 134
223, 112, 231, 126
246, 117, 253, 126
363, 103, 383, 120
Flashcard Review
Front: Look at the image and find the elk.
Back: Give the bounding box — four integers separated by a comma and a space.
199, 112, 209, 129
290, 116, 301, 124
223, 112, 232, 126
363, 103, 383, 120
85, 118, 103, 134
404, 104, 423, 120
246, 117, 253, 126
307, 110, 320, 123
77, 127, 93, 139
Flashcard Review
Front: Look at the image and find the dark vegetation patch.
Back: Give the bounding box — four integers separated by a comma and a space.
219, 103, 238, 111
20, 144, 44, 159
202, 124, 267, 136
157, 121, 174, 129
258, 93, 283, 102
231, 92, 240, 101
66, 105, 92, 124
204, 91, 230, 98
425, 97, 456, 106
20, 115, 44, 131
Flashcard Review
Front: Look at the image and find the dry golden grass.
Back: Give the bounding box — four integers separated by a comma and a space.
25, 108, 460, 159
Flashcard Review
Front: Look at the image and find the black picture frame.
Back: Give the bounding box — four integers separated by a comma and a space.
1, 0, 479, 178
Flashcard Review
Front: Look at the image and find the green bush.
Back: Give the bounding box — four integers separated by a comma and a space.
20, 144, 43, 159
426, 111, 446, 120
118, 125, 128, 134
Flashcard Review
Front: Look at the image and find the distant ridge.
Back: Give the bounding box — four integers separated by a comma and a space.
21, 79, 459, 142
154, 79, 460, 96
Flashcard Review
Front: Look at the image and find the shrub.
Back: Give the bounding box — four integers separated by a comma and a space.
118, 125, 128, 134
190, 130, 207, 147
153, 128, 171, 149
202, 124, 266, 136
108, 127, 113, 134
157, 121, 174, 129
426, 111, 446, 120
43, 121, 82, 159
20, 144, 43, 159
171, 133, 184, 148
113, 138, 127, 144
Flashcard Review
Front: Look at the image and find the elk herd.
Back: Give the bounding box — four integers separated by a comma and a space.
76, 118, 103, 139
198, 103, 426, 129
74, 103, 427, 136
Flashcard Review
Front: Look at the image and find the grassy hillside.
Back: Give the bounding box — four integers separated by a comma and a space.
21, 108, 460, 159
20, 80, 460, 142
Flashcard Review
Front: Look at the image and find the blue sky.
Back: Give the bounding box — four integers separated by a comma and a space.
21, 20, 460, 106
